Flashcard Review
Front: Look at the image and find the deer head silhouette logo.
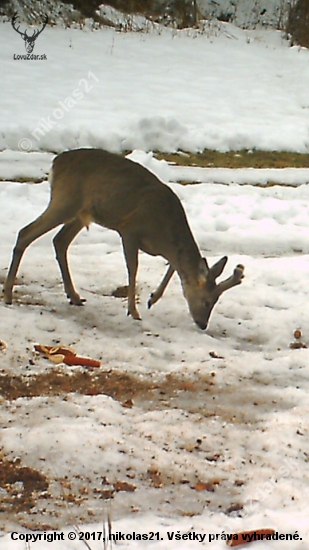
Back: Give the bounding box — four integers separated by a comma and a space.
12, 12, 48, 53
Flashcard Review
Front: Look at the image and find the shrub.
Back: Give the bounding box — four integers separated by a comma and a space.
60, 0, 158, 19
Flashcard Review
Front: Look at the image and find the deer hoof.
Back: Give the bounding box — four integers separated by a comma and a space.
147, 293, 154, 309
68, 295, 86, 306
3, 285, 13, 304
3, 292, 13, 305
128, 308, 142, 320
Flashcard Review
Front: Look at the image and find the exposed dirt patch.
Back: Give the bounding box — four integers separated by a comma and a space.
0, 369, 154, 401
0, 453, 49, 514
0, 368, 214, 404
0, 366, 289, 423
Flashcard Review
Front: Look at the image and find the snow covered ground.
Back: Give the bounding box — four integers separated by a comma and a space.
1, 17, 309, 550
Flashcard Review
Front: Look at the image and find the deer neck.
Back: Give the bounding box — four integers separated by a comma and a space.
168, 235, 202, 286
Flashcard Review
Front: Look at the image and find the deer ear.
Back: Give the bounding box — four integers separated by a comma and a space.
198, 257, 209, 283
208, 256, 228, 282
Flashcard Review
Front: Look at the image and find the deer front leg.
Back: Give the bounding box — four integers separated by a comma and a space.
121, 236, 141, 320
148, 264, 175, 309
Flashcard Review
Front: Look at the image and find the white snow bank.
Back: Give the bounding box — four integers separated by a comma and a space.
2, 23, 309, 155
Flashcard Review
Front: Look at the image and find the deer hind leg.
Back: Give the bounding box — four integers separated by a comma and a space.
53, 218, 85, 305
148, 264, 175, 309
121, 235, 141, 320
3, 205, 72, 304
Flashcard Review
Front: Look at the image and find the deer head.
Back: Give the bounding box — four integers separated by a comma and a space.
182, 257, 245, 330
12, 12, 48, 54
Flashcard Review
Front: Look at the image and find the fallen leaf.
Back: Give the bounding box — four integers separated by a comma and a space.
122, 399, 134, 408
290, 342, 307, 349
113, 481, 136, 492
226, 528, 275, 547
209, 350, 224, 359
147, 468, 163, 488
192, 480, 218, 492
205, 453, 221, 462
225, 502, 244, 514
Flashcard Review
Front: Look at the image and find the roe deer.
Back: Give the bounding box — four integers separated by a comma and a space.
3, 149, 244, 329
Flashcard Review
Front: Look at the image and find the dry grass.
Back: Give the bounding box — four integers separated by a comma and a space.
156, 149, 309, 169
2, 150, 308, 185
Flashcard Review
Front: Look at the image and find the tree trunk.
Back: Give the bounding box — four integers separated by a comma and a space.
286, 0, 309, 47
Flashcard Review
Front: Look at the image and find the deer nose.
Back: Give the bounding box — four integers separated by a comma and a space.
196, 321, 207, 330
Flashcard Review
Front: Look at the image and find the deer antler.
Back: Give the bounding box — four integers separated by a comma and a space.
11, 11, 26, 37
31, 14, 49, 39
216, 264, 245, 295
12, 12, 48, 39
